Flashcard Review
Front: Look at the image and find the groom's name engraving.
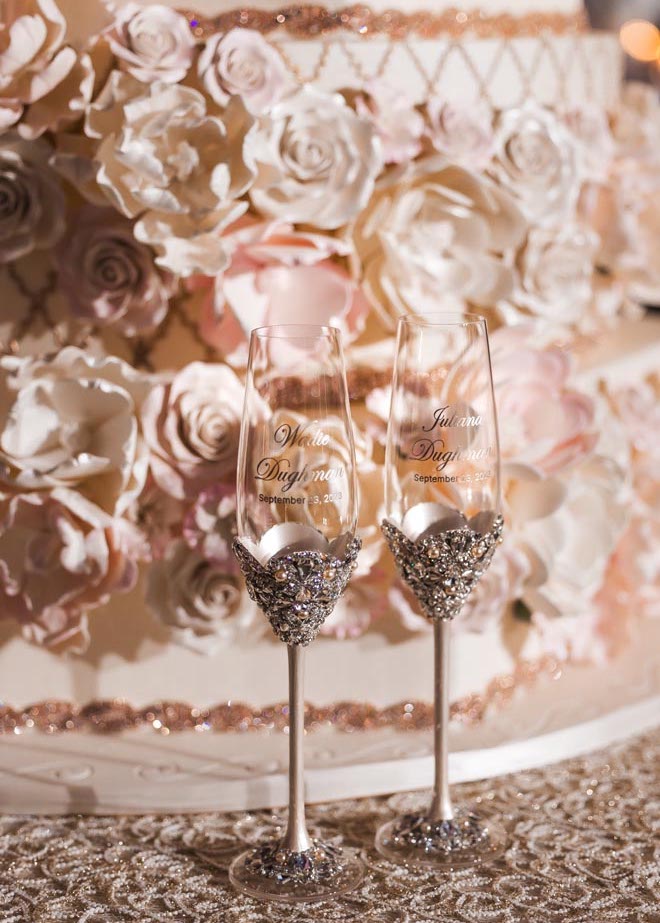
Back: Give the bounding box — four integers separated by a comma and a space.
422, 406, 482, 432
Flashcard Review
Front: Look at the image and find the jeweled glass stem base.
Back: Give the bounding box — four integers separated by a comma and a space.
375, 808, 506, 869
229, 840, 364, 903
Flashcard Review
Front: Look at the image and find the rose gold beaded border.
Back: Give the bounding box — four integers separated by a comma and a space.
0, 656, 561, 735
183, 6, 588, 40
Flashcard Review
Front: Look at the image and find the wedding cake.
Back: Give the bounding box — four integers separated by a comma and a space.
1, 0, 659, 812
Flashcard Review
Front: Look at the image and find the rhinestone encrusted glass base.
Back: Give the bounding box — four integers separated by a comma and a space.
229, 839, 365, 903
382, 516, 504, 621
375, 808, 506, 868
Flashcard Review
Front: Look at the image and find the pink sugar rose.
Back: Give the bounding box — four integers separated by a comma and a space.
426, 96, 494, 170
198, 28, 288, 114
183, 484, 238, 565
106, 3, 195, 84
198, 219, 369, 362
0, 489, 138, 651
355, 80, 424, 165
56, 206, 176, 335
490, 326, 597, 476
141, 361, 245, 500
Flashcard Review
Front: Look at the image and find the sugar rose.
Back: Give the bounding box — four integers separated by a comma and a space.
0, 348, 150, 516
0, 0, 97, 139
93, 78, 256, 276
514, 224, 599, 325
0, 489, 137, 651
353, 157, 526, 328
142, 361, 245, 500
0, 134, 65, 263
198, 28, 288, 114
426, 97, 494, 170
491, 105, 577, 226
250, 85, 382, 230
355, 80, 424, 165
146, 539, 259, 654
56, 206, 176, 335
106, 3, 195, 83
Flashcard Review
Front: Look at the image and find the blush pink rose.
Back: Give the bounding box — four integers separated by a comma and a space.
183, 483, 238, 565
355, 80, 424, 165
426, 96, 494, 170
0, 489, 138, 650
490, 326, 597, 475
198, 28, 288, 114
198, 219, 369, 361
106, 3, 195, 83
141, 361, 245, 500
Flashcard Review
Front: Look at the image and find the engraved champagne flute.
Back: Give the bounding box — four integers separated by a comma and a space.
230, 324, 364, 902
376, 313, 506, 868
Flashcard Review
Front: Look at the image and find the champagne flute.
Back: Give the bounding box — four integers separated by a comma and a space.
230, 324, 364, 903
376, 313, 506, 868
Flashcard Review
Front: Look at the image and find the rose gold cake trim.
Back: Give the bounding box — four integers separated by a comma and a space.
183, 6, 588, 40
0, 656, 561, 734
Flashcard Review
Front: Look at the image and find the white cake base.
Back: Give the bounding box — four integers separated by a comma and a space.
1, 618, 658, 814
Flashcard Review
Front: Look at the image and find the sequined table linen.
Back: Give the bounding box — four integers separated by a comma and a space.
0, 729, 658, 922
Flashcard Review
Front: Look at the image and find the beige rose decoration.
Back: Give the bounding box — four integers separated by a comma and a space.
491, 105, 578, 226
198, 28, 289, 114
0, 348, 150, 516
91, 76, 256, 276
353, 157, 527, 328
105, 3, 195, 84
0, 489, 138, 651
0, 134, 65, 263
0, 0, 101, 140
514, 224, 600, 325
250, 85, 382, 230
56, 205, 176, 335
146, 539, 260, 654
142, 361, 245, 500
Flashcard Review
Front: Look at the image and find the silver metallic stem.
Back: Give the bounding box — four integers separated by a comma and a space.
429, 619, 454, 822
282, 645, 313, 852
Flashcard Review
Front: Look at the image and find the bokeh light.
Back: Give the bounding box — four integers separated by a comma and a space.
619, 19, 660, 63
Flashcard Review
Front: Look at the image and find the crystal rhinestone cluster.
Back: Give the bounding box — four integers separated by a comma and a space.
382, 516, 504, 621
241, 841, 343, 885
384, 810, 491, 856
232, 538, 361, 645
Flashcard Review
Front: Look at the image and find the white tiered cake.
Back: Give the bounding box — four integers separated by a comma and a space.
1, 0, 658, 813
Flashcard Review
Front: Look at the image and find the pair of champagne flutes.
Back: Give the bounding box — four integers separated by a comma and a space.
231, 315, 505, 903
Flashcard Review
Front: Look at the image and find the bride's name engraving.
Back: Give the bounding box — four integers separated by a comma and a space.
422, 406, 483, 432
410, 404, 492, 473
410, 441, 494, 471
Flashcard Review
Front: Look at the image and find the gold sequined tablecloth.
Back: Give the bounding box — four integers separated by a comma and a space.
1, 729, 659, 923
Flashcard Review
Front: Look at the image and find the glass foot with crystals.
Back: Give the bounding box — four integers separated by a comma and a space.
229, 841, 364, 903
230, 325, 364, 902
376, 314, 506, 869
375, 808, 506, 869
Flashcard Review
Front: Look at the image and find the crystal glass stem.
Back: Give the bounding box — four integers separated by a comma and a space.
430, 619, 454, 822
283, 645, 313, 853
